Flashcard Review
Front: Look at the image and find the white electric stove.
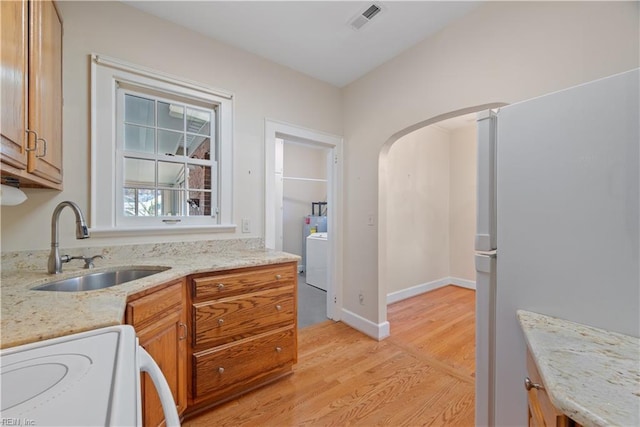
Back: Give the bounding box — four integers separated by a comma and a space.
0, 325, 179, 426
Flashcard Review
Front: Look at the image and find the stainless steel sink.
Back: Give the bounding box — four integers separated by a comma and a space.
33, 267, 170, 292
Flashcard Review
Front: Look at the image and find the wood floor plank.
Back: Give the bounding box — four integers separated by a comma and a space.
184, 285, 475, 426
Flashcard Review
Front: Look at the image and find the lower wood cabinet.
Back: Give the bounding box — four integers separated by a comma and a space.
186, 262, 298, 415
526, 349, 581, 427
126, 279, 188, 426
124, 262, 298, 422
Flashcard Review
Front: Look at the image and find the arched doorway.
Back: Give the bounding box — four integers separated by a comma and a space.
378, 102, 506, 426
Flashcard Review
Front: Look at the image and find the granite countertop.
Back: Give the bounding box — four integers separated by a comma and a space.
517, 310, 640, 427
1, 241, 298, 349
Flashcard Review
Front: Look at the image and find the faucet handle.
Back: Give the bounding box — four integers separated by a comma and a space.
66, 254, 104, 269
83, 255, 104, 269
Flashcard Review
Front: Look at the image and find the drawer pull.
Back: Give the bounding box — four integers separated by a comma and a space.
217, 283, 225, 289
275, 274, 282, 280
524, 377, 544, 391
218, 318, 224, 325
275, 304, 282, 311
178, 322, 188, 341
218, 367, 225, 374
275, 346, 282, 353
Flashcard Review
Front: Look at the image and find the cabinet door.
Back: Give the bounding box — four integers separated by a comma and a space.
127, 282, 188, 426
139, 311, 183, 427
0, 0, 28, 170
28, 0, 62, 184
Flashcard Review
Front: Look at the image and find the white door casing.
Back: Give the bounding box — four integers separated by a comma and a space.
265, 119, 343, 321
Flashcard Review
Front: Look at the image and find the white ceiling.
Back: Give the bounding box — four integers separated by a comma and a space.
123, 1, 481, 88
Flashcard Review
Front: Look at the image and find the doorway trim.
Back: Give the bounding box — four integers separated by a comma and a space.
265, 118, 343, 321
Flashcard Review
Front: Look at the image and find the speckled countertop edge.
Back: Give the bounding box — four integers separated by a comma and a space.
517, 310, 640, 427
1, 246, 299, 349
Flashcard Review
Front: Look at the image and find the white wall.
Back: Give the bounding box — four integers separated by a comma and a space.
449, 124, 477, 281
384, 122, 476, 297
282, 142, 327, 261
344, 1, 638, 425
384, 125, 451, 294
0, 0, 342, 252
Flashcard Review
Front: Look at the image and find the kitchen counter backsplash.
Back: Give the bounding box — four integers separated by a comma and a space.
1, 238, 264, 272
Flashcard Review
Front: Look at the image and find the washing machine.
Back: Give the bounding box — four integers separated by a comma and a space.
305, 232, 328, 291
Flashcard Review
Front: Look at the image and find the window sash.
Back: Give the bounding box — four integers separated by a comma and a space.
114, 86, 220, 225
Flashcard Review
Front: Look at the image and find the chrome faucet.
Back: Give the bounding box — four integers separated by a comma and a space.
48, 201, 90, 274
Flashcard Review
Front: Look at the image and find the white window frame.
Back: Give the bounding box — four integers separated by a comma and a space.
90, 54, 234, 235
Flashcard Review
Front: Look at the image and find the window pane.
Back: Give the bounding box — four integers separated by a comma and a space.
186, 164, 211, 190
186, 107, 211, 135
124, 158, 155, 186
186, 135, 210, 159
125, 124, 155, 153
158, 130, 184, 156
125, 94, 154, 127
158, 102, 184, 131
188, 190, 212, 216
157, 189, 185, 216
158, 161, 185, 188
124, 188, 156, 216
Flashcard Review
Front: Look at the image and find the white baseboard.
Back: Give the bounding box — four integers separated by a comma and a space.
341, 308, 390, 341
386, 278, 450, 305
449, 276, 476, 290
387, 276, 476, 305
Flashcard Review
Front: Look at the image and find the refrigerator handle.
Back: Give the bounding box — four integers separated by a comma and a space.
476, 110, 497, 252
475, 252, 497, 427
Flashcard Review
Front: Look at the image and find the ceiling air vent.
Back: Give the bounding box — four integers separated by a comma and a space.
349, 3, 383, 31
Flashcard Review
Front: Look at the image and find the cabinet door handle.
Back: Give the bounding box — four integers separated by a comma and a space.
35, 137, 47, 158
275, 346, 282, 353
218, 367, 225, 374
217, 283, 225, 289
25, 129, 39, 152
178, 322, 188, 341
275, 274, 282, 280
275, 304, 282, 311
218, 318, 224, 325
524, 377, 544, 391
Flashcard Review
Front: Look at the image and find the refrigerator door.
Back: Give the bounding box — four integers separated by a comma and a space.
475, 252, 496, 427
493, 69, 639, 426
475, 110, 497, 251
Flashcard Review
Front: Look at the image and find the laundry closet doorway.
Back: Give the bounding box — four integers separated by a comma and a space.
265, 119, 343, 324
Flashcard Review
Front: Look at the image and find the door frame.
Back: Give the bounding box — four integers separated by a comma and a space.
265, 119, 343, 321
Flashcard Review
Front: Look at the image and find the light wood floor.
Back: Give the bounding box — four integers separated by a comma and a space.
184, 285, 476, 426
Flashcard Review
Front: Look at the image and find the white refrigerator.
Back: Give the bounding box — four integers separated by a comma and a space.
475, 68, 639, 426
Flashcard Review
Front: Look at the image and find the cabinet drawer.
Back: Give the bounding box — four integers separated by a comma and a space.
526, 350, 570, 427
192, 286, 294, 348
191, 264, 295, 300
192, 327, 294, 400
126, 282, 182, 330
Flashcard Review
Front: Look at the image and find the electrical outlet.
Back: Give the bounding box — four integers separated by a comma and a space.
241, 218, 251, 233
359, 290, 365, 305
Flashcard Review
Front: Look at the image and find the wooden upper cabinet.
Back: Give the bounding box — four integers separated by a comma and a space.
0, 0, 62, 189
28, 0, 62, 184
1, 0, 28, 170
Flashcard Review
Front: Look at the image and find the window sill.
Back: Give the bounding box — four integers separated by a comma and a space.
89, 224, 237, 237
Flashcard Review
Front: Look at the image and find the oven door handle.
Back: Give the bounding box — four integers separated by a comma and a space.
137, 346, 181, 426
